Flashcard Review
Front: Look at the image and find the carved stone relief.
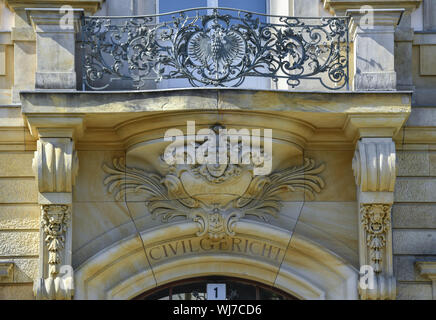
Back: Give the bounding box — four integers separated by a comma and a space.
103, 153, 325, 241
34, 204, 74, 300
360, 203, 391, 274
353, 138, 396, 300
32, 135, 78, 300
41, 205, 70, 276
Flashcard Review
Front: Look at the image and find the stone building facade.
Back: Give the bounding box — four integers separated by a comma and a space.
0, 0, 434, 300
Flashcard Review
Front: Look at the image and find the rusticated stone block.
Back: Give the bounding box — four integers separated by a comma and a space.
396, 151, 429, 176
393, 230, 436, 255
392, 204, 436, 228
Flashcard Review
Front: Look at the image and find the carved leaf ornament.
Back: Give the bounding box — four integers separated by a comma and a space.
103, 150, 325, 241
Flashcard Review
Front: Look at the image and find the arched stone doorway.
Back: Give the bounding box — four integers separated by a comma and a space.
70, 108, 360, 300
73, 221, 359, 300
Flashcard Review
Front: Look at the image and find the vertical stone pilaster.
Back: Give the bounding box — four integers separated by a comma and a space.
352, 138, 397, 299
32, 129, 78, 300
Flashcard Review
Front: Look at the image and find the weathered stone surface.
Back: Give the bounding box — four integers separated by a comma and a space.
0, 284, 34, 300
428, 152, 436, 176
396, 151, 429, 176
395, 178, 436, 202
392, 204, 436, 228
72, 214, 138, 269
305, 150, 356, 201
0, 107, 25, 127
393, 230, 436, 255
423, 0, 436, 31
405, 108, 436, 127
0, 152, 34, 177
394, 255, 436, 281
0, 178, 37, 203
0, 231, 39, 256
396, 282, 433, 300
8, 258, 38, 283
420, 45, 436, 76
21, 90, 411, 114
294, 201, 359, 268
0, 204, 39, 229
73, 150, 125, 202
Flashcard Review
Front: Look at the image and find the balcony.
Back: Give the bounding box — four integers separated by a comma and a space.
21, 5, 411, 164
80, 8, 349, 91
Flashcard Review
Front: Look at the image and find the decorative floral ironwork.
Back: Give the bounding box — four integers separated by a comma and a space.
81, 8, 349, 90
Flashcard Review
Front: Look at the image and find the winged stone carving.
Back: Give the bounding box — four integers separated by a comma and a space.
187, 27, 246, 80
103, 157, 325, 241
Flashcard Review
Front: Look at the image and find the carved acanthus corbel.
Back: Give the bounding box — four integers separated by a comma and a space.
352, 138, 396, 300
32, 136, 78, 300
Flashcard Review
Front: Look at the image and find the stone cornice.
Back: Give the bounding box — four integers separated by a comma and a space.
26, 8, 84, 33
20, 89, 411, 149
5, 0, 103, 14
416, 261, 436, 280
323, 0, 422, 16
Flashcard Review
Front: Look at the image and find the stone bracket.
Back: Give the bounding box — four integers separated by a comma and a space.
32, 129, 78, 300
32, 136, 78, 194
353, 138, 396, 299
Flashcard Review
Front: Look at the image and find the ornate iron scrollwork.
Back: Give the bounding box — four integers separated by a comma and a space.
81, 8, 349, 90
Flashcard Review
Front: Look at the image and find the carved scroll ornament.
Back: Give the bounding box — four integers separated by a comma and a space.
103, 156, 325, 241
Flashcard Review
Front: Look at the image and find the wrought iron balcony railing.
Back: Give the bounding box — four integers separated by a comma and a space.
81, 8, 349, 90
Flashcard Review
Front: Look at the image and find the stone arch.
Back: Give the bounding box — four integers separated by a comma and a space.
74, 220, 359, 300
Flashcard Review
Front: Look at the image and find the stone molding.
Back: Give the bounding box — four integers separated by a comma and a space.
347, 8, 404, 39
353, 138, 396, 299
322, 0, 422, 16
5, 0, 102, 14
416, 261, 436, 300
26, 8, 84, 33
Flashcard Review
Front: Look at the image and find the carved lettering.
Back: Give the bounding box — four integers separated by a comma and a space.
145, 237, 284, 264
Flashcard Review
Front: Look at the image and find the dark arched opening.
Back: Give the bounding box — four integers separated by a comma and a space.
133, 276, 299, 300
